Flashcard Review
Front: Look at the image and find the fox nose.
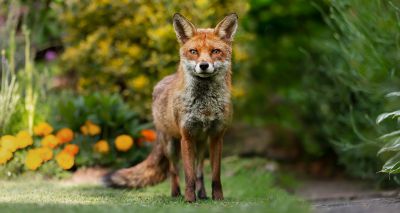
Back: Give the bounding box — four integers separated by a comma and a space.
199, 62, 209, 71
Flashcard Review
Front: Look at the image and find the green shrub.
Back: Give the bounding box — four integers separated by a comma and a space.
241, 0, 329, 156
377, 92, 400, 176
51, 92, 153, 168
307, 0, 400, 180
245, 0, 400, 182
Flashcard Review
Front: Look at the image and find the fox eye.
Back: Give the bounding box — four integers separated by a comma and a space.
211, 49, 221, 54
189, 49, 198, 55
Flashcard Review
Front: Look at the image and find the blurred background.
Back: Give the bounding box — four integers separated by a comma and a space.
1, 0, 400, 187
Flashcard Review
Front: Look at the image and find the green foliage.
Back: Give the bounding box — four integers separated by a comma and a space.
377, 92, 400, 175
305, 0, 400, 179
59, 0, 250, 115
51, 92, 152, 168
241, 0, 329, 156
243, 0, 400, 182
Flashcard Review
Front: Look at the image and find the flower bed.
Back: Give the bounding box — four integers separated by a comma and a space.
0, 121, 156, 178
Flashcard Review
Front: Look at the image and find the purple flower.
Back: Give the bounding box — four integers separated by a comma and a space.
45, 50, 57, 61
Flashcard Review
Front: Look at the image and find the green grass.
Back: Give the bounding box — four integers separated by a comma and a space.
0, 157, 309, 213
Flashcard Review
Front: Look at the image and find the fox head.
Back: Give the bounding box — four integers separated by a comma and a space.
173, 13, 238, 78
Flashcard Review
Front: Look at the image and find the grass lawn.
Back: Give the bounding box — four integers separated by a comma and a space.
0, 157, 309, 213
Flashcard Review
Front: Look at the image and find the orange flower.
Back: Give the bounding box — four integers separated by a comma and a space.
80, 121, 101, 136
0, 148, 13, 165
94, 140, 109, 154
16, 130, 33, 149
141, 129, 157, 142
25, 150, 43, 170
56, 151, 74, 170
1, 135, 18, 152
41, 135, 60, 148
63, 144, 79, 156
115, 135, 134, 152
36, 147, 53, 161
34, 122, 53, 136
56, 128, 74, 144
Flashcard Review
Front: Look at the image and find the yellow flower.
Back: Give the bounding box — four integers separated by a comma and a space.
63, 144, 79, 156
130, 75, 149, 90
94, 140, 109, 154
147, 25, 173, 41
0, 148, 13, 165
97, 38, 111, 57
115, 135, 133, 152
109, 58, 124, 69
127, 45, 141, 59
34, 122, 54, 136
56, 128, 74, 144
195, 0, 209, 7
25, 150, 43, 170
81, 121, 101, 136
41, 135, 60, 149
36, 147, 53, 162
16, 130, 33, 149
56, 152, 74, 170
1, 135, 18, 152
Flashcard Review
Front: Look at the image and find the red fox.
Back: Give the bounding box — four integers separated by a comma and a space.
107, 13, 238, 202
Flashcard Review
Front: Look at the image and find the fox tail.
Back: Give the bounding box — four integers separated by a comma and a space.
104, 139, 169, 188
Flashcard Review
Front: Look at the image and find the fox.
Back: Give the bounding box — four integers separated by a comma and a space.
106, 13, 238, 202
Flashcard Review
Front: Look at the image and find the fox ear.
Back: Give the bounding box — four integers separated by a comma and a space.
173, 13, 196, 44
214, 13, 238, 42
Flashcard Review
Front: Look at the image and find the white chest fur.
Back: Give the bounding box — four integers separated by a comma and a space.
179, 74, 231, 133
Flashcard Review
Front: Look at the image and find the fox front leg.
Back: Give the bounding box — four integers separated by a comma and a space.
210, 132, 225, 200
180, 134, 197, 202
196, 146, 207, 199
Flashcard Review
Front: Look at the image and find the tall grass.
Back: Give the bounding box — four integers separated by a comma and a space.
22, 26, 37, 134
0, 0, 42, 134
0, 50, 20, 134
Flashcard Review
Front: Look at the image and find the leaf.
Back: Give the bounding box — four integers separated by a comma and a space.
386, 91, 400, 98
380, 129, 400, 139
381, 152, 400, 174
376, 110, 400, 124
378, 138, 400, 155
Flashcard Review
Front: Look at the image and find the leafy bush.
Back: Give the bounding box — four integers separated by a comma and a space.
377, 92, 400, 175
244, 0, 400, 182
59, 0, 251, 115
0, 94, 156, 178
51, 92, 154, 168
241, 0, 329, 156
305, 0, 400, 180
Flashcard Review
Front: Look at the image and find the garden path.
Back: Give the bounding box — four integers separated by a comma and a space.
296, 179, 400, 213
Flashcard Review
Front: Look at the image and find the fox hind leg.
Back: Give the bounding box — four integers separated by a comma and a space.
164, 136, 181, 197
